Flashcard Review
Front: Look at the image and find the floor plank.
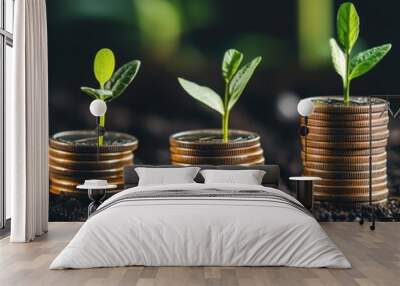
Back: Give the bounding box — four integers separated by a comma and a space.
0, 222, 399, 286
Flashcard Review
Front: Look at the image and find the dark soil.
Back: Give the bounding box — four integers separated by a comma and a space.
314, 197, 400, 222
49, 194, 400, 222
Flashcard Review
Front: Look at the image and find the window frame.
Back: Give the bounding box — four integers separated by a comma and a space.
0, 0, 13, 230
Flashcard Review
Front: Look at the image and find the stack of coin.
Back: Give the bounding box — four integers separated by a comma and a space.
300, 97, 389, 205
170, 129, 265, 166
49, 131, 138, 197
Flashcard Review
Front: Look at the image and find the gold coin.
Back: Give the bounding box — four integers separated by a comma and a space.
303, 160, 387, 171
313, 182, 387, 194
314, 189, 388, 203
314, 176, 387, 186
301, 138, 388, 149
304, 168, 386, 179
310, 96, 387, 114
308, 111, 388, 121
170, 151, 265, 165
170, 144, 262, 156
300, 147, 386, 156
301, 152, 386, 163
170, 129, 261, 149
306, 125, 388, 135
306, 131, 389, 142
301, 117, 388, 128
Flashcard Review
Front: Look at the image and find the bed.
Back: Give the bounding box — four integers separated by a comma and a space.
50, 165, 350, 269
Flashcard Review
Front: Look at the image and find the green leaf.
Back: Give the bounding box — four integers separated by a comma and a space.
80, 87, 113, 100
227, 56, 262, 111
94, 48, 115, 88
178, 78, 224, 115
350, 44, 392, 80
330, 38, 346, 82
222, 49, 243, 83
337, 2, 359, 52
95, 89, 113, 100
106, 60, 141, 101
81, 87, 99, 99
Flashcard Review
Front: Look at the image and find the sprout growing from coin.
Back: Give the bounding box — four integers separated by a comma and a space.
81, 48, 141, 145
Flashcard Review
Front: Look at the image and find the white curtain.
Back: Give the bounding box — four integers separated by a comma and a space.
7, 0, 49, 242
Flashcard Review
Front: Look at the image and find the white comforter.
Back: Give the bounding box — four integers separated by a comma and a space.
50, 183, 351, 269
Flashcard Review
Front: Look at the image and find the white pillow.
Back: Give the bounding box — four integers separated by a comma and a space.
135, 167, 200, 186
200, 169, 266, 185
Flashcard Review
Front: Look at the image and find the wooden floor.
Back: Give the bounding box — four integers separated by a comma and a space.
0, 222, 399, 286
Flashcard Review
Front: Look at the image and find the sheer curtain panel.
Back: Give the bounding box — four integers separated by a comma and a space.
7, 0, 48, 242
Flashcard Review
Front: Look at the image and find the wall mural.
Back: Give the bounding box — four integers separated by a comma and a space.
47, 0, 400, 222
